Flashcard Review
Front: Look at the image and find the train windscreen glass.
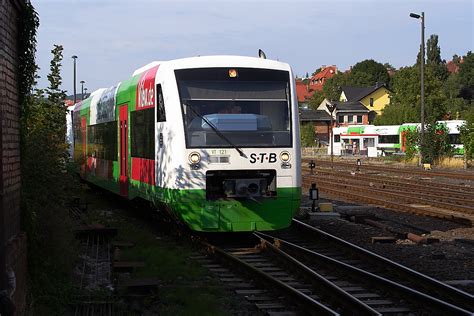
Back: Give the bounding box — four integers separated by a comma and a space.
176, 68, 292, 148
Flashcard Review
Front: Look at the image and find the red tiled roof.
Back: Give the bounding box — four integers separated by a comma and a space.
446, 60, 459, 74
296, 80, 312, 102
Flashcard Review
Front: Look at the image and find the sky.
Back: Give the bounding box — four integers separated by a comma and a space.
33, 0, 473, 96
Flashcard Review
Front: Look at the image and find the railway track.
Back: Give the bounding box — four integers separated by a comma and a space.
312, 168, 474, 202
201, 220, 474, 315
301, 163, 474, 225
306, 159, 474, 181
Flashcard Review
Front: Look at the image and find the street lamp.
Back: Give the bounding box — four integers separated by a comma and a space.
410, 11, 425, 164
80, 80, 85, 100
84, 87, 88, 99
72, 55, 78, 104
326, 101, 337, 164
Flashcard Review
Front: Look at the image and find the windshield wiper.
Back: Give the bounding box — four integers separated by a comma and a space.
185, 103, 247, 159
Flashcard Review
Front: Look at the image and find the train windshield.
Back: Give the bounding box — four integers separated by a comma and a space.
176, 68, 292, 148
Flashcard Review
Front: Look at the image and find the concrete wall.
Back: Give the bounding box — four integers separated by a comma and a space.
0, 0, 27, 313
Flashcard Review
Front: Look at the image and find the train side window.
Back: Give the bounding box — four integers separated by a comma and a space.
131, 108, 155, 159
156, 84, 166, 122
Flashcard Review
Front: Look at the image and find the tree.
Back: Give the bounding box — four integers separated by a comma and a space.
21, 44, 77, 313
426, 34, 442, 65
375, 66, 447, 125
350, 59, 390, 86
300, 123, 316, 147
458, 51, 474, 100
416, 34, 448, 81
420, 123, 453, 164
460, 119, 474, 166
322, 72, 349, 101
307, 90, 325, 110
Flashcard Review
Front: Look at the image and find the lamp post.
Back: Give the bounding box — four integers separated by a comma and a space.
410, 12, 425, 164
80, 80, 85, 100
72, 55, 78, 104
326, 102, 337, 164
84, 87, 88, 99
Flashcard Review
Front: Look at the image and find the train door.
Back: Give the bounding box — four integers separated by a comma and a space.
119, 105, 128, 196
81, 116, 87, 175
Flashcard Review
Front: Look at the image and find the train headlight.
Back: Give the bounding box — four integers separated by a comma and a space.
189, 152, 201, 164
280, 151, 290, 162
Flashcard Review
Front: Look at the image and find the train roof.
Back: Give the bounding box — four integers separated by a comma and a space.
73, 55, 293, 111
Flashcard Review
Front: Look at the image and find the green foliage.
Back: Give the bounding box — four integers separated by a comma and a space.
322, 59, 389, 102
20, 43, 79, 313
403, 128, 419, 161
403, 124, 454, 164
458, 51, 474, 100
307, 90, 325, 110
426, 34, 442, 65
323, 72, 349, 101
300, 123, 316, 147
375, 66, 447, 125
18, 1, 39, 108
420, 123, 453, 164
460, 119, 474, 160
350, 59, 390, 86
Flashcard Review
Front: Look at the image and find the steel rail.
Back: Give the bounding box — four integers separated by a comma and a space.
293, 219, 474, 312
314, 177, 474, 215
253, 234, 381, 315
308, 159, 474, 181
257, 231, 473, 315
310, 168, 474, 202
312, 173, 474, 208
203, 241, 339, 316
307, 178, 474, 225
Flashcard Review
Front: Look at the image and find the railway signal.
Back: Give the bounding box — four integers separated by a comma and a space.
309, 183, 319, 212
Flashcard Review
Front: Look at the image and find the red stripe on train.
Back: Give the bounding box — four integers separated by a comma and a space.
131, 157, 155, 185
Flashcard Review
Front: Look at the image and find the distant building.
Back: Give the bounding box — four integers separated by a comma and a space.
65, 93, 90, 106
309, 65, 337, 92
317, 99, 369, 127
446, 57, 463, 74
299, 108, 332, 143
339, 83, 391, 120
296, 65, 338, 103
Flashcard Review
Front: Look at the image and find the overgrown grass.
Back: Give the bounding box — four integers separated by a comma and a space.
436, 157, 465, 168
82, 189, 237, 315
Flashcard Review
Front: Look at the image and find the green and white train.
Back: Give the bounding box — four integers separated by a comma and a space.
330, 120, 465, 157
69, 56, 301, 232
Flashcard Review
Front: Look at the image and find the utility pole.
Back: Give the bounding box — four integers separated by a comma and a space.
80, 80, 85, 100
410, 12, 425, 164
72, 55, 78, 104
326, 102, 337, 164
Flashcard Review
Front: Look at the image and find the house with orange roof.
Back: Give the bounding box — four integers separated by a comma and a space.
296, 65, 338, 104
309, 65, 337, 92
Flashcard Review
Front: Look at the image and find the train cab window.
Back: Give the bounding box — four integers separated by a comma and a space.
131, 108, 155, 159
334, 135, 341, 142
176, 68, 292, 148
156, 84, 166, 122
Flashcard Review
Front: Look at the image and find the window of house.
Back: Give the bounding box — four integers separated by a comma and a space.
348, 115, 353, 123
363, 138, 375, 148
370, 98, 374, 107
357, 115, 362, 123
338, 115, 344, 123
